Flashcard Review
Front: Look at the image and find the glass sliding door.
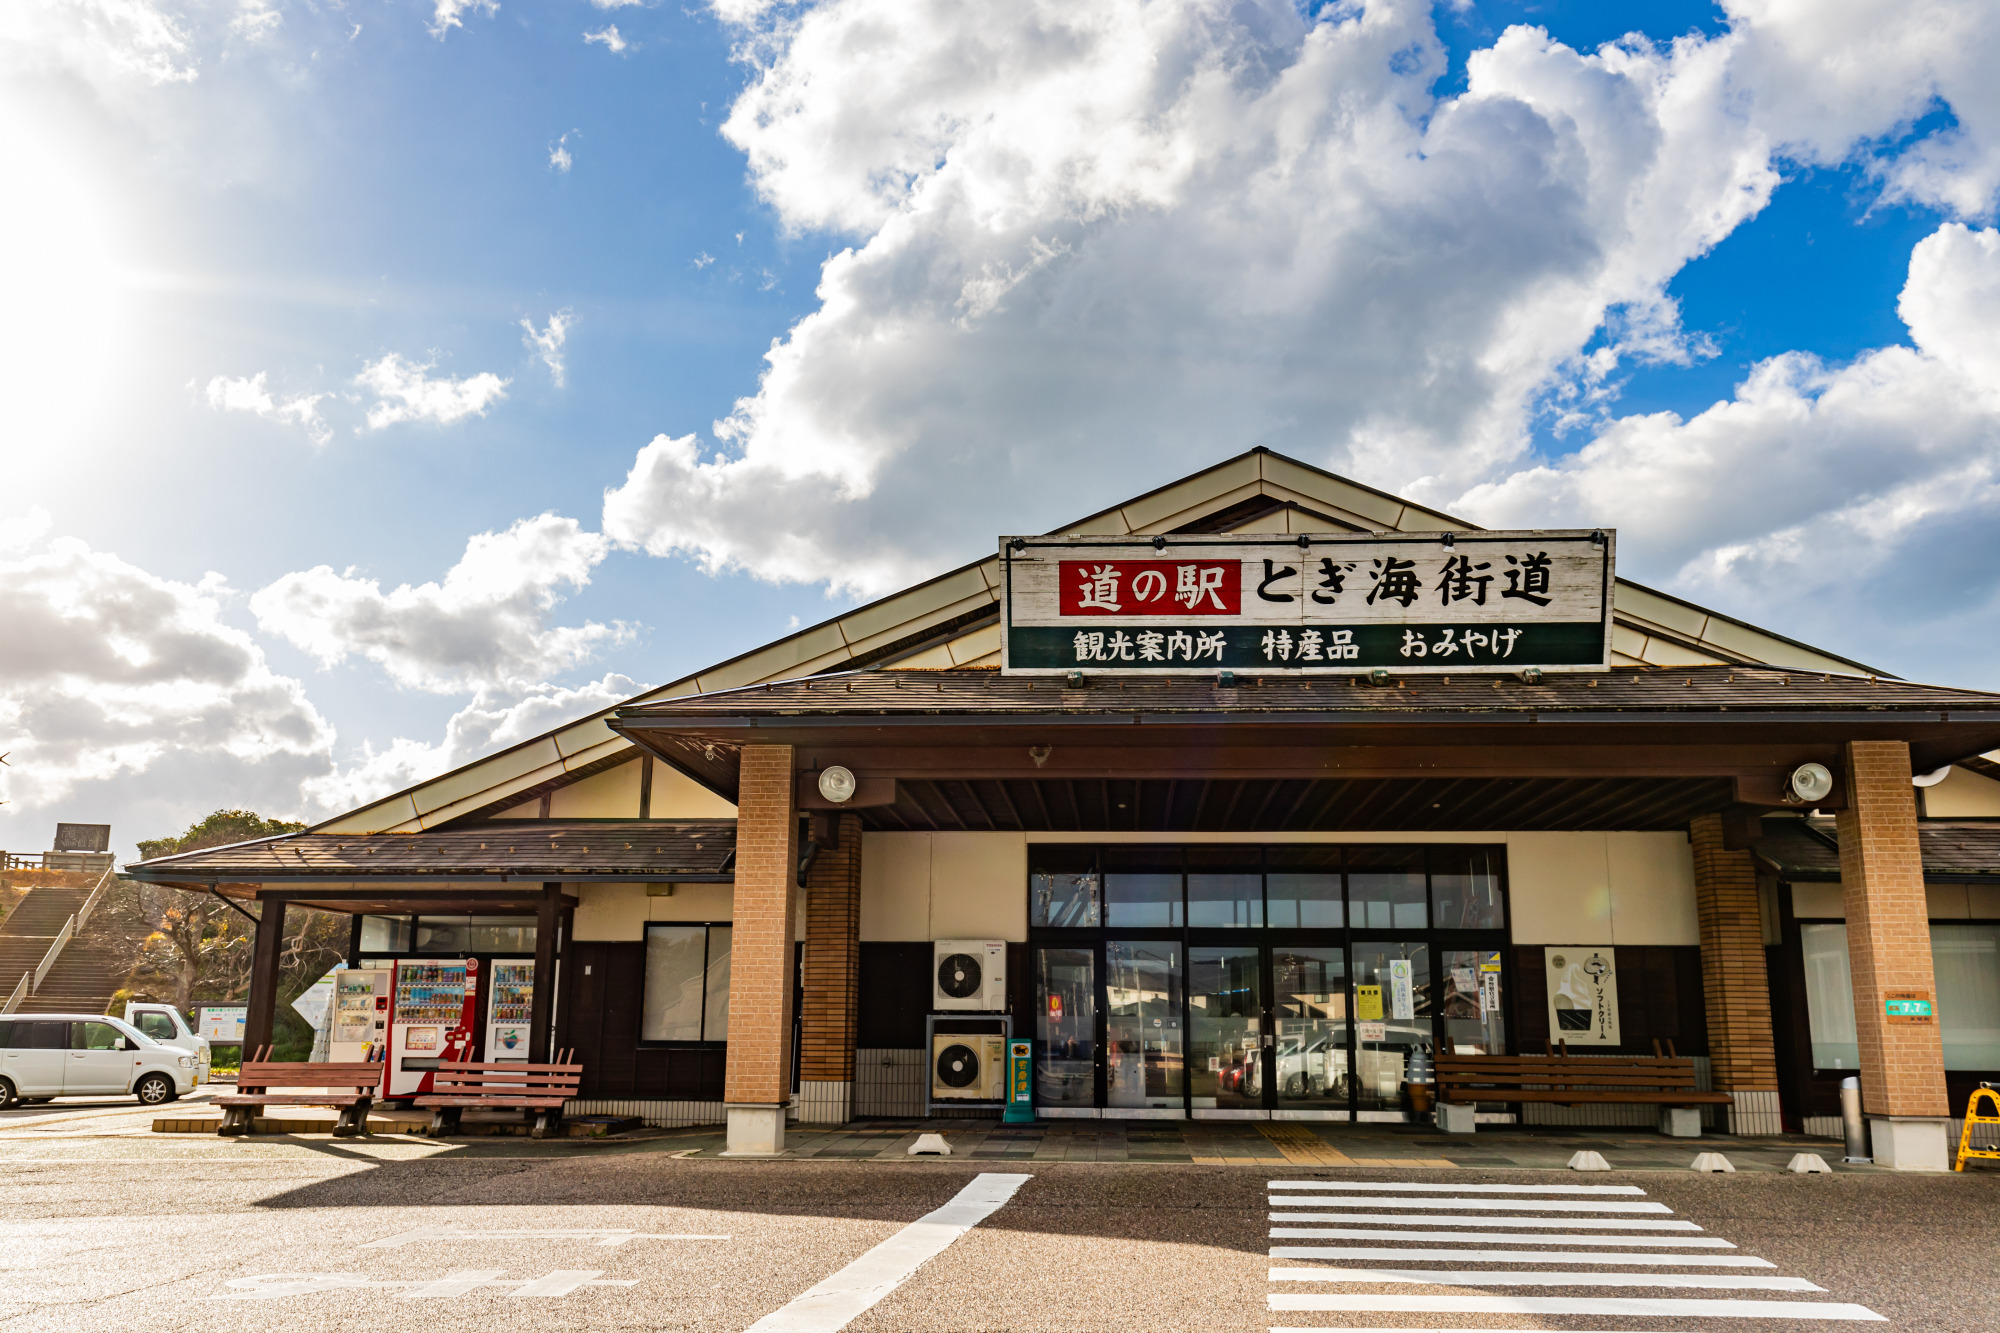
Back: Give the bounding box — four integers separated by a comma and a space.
1189, 947, 1262, 1111
1438, 948, 1504, 1055
1034, 947, 1098, 1108
1273, 946, 1349, 1114
1105, 941, 1184, 1110
1352, 942, 1430, 1117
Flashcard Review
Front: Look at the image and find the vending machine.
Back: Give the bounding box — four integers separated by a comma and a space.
484, 960, 535, 1061
328, 967, 392, 1064
386, 957, 479, 1097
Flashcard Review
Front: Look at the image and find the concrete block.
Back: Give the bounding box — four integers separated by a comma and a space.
1788, 1153, 1833, 1174
1869, 1116, 1950, 1171
1691, 1152, 1736, 1173
908, 1133, 952, 1156
1435, 1101, 1477, 1135
723, 1105, 787, 1156
1658, 1106, 1703, 1138
1567, 1150, 1612, 1171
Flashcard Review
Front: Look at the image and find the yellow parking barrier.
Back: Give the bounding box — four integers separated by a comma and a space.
1954, 1084, 2000, 1172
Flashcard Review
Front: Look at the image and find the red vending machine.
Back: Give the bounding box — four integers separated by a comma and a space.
386, 957, 480, 1098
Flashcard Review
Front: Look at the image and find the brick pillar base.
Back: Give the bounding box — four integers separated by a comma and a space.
798, 811, 862, 1126
1689, 813, 1782, 1135
723, 744, 799, 1155
1838, 739, 1950, 1169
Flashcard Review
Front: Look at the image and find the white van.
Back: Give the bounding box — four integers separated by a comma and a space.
123, 1002, 212, 1085
0, 1014, 198, 1108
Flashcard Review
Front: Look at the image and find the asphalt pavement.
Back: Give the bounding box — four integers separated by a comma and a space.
1, 1107, 1998, 1331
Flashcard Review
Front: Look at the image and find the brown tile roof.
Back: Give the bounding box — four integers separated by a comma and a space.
619, 664, 2000, 722
126, 820, 736, 883
1752, 817, 2000, 881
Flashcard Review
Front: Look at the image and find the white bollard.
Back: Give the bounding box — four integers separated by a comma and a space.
1567, 1150, 1612, 1171
908, 1133, 952, 1156
1787, 1153, 1833, 1174
1691, 1151, 1736, 1173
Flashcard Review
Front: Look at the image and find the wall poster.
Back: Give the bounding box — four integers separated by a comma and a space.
1545, 946, 1620, 1046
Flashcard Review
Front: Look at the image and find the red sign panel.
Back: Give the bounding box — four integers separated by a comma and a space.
1058, 560, 1240, 616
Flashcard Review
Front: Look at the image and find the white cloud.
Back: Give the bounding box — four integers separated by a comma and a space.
353, 352, 509, 429
0, 0, 198, 88
228, 0, 281, 41
249, 512, 625, 694
520, 310, 573, 386
0, 529, 334, 833
583, 25, 627, 53
300, 673, 644, 813
429, 0, 497, 40
1453, 222, 2000, 680
205, 371, 332, 445
589, 0, 643, 8
550, 130, 575, 172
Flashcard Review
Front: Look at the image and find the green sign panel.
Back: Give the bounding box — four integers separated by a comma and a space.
1885, 997, 1933, 1018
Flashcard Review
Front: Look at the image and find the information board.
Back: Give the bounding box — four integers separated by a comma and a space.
199, 1005, 247, 1043
1000, 530, 1614, 674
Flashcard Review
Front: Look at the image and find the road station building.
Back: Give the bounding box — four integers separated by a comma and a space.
132, 449, 2000, 1168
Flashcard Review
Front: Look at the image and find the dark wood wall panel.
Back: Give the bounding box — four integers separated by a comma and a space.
857, 943, 934, 1048
1511, 945, 1708, 1057
560, 939, 724, 1101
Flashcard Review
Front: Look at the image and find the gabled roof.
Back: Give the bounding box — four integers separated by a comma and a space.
316, 447, 1890, 836
1753, 817, 2000, 882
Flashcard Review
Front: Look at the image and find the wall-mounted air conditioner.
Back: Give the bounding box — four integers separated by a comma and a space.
933, 940, 1007, 1012
931, 1033, 1006, 1102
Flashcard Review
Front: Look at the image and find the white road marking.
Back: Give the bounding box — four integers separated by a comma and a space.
207, 1270, 639, 1300
1267, 1294, 1886, 1319
1267, 1213, 1701, 1229
1267, 1268, 1820, 1291
1271, 1227, 1732, 1246
1269, 1246, 1773, 1267
743, 1172, 1031, 1333
365, 1227, 727, 1248
1270, 1196, 1673, 1212
1269, 1180, 1647, 1195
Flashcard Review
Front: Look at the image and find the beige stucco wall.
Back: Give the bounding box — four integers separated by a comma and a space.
571, 881, 736, 940
492, 754, 737, 820
1922, 765, 2000, 818
857, 829, 1693, 945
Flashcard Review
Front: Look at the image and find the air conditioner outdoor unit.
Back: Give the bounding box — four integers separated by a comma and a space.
931, 1032, 1006, 1102
933, 940, 1007, 1012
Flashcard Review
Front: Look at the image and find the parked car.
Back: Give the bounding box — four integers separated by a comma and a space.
123, 1002, 212, 1085
0, 1014, 198, 1108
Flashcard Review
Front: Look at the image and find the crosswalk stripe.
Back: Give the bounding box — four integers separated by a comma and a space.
1266, 1269, 1821, 1291
1271, 1227, 1732, 1246
1268, 1180, 1647, 1195
1266, 1294, 1886, 1319
1268, 1246, 1773, 1267
1269, 1196, 1673, 1212
1267, 1213, 1701, 1230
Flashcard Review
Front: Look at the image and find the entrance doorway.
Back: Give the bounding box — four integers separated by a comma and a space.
1028, 843, 1510, 1119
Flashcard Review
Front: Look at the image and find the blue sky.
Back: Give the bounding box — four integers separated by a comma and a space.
3, 0, 1998, 851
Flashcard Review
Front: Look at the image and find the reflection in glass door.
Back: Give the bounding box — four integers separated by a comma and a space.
1439, 949, 1506, 1054
1273, 947, 1349, 1115
1034, 947, 1097, 1108
1352, 943, 1430, 1118
1189, 947, 1261, 1111
1106, 942, 1184, 1109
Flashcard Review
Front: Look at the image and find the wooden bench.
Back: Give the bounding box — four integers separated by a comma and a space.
1436, 1042, 1731, 1135
214, 1054, 383, 1137
414, 1056, 582, 1138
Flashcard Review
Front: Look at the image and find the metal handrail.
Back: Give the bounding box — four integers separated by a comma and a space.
75, 864, 113, 930
1, 972, 25, 1015
31, 917, 74, 994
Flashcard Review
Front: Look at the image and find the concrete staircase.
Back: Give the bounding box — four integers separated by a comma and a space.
0, 877, 126, 1016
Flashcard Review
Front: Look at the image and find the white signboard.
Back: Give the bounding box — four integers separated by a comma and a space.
1000, 529, 1614, 674
1387, 958, 1415, 1021
1545, 947, 1620, 1047
291, 973, 337, 1033
199, 1005, 247, 1043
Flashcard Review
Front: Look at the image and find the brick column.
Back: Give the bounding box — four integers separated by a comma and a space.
1838, 739, 1950, 1169
1689, 814, 1781, 1135
797, 811, 863, 1125
723, 744, 799, 1154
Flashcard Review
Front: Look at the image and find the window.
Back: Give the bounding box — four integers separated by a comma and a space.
0, 1021, 66, 1049
1187, 846, 1262, 928
360, 915, 413, 953
1266, 845, 1342, 929
1031, 846, 1101, 927
1933, 924, 2000, 1070
642, 924, 732, 1043
1347, 846, 1427, 930
413, 916, 536, 954
72, 1021, 125, 1051
1103, 846, 1183, 928
135, 1013, 178, 1043
1430, 847, 1506, 930
1800, 923, 1859, 1070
